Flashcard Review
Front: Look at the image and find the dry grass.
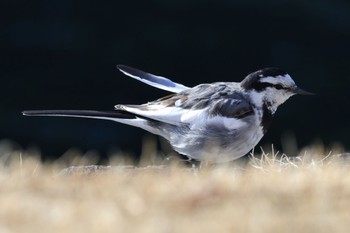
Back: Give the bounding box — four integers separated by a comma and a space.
1, 141, 350, 233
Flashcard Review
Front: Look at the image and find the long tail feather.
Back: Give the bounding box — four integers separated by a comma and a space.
22, 109, 166, 136
22, 110, 136, 119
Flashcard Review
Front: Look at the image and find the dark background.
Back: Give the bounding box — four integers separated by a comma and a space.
1, 0, 349, 160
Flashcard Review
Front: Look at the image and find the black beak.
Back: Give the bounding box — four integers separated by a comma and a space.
292, 86, 314, 95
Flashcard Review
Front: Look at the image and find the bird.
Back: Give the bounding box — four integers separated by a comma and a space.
23, 65, 313, 163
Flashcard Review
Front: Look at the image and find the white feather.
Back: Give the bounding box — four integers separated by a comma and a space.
260, 74, 295, 86
118, 69, 190, 93
119, 105, 190, 125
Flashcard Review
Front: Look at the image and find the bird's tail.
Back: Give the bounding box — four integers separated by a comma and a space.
22, 110, 163, 135
22, 109, 136, 119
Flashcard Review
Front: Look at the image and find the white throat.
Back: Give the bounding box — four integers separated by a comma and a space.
249, 89, 293, 114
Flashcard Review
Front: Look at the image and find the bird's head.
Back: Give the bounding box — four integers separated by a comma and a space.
241, 68, 313, 113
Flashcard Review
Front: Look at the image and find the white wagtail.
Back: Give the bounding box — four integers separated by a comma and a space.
23, 65, 313, 163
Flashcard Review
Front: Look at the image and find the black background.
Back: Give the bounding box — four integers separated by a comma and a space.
1, 0, 350, 160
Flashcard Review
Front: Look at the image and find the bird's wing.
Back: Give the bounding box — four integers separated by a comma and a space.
116, 83, 254, 127
117, 65, 190, 93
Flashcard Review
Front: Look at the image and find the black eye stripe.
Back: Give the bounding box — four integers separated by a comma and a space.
251, 82, 286, 92
274, 84, 284, 90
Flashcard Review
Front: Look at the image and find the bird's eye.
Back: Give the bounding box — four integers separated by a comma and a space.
274, 84, 284, 90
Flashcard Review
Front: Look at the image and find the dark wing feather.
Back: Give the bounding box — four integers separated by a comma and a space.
208, 98, 253, 118
137, 83, 254, 119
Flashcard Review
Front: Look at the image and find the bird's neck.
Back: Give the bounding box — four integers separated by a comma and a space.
249, 90, 281, 133
249, 91, 279, 114
261, 103, 274, 133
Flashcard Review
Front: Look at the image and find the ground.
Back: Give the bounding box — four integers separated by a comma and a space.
0, 142, 350, 233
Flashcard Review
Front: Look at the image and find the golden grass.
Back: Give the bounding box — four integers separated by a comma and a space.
0, 141, 350, 233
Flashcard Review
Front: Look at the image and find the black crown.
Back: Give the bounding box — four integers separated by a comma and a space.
241, 67, 287, 91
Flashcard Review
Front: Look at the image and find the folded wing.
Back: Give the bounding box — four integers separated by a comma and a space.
116, 83, 254, 128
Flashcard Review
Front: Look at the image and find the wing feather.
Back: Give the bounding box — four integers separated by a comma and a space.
117, 65, 190, 93
115, 83, 253, 127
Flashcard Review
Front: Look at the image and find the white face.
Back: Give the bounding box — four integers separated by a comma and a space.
250, 74, 297, 113
259, 74, 296, 88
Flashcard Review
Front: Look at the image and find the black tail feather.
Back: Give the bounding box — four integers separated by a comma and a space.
22, 110, 136, 119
